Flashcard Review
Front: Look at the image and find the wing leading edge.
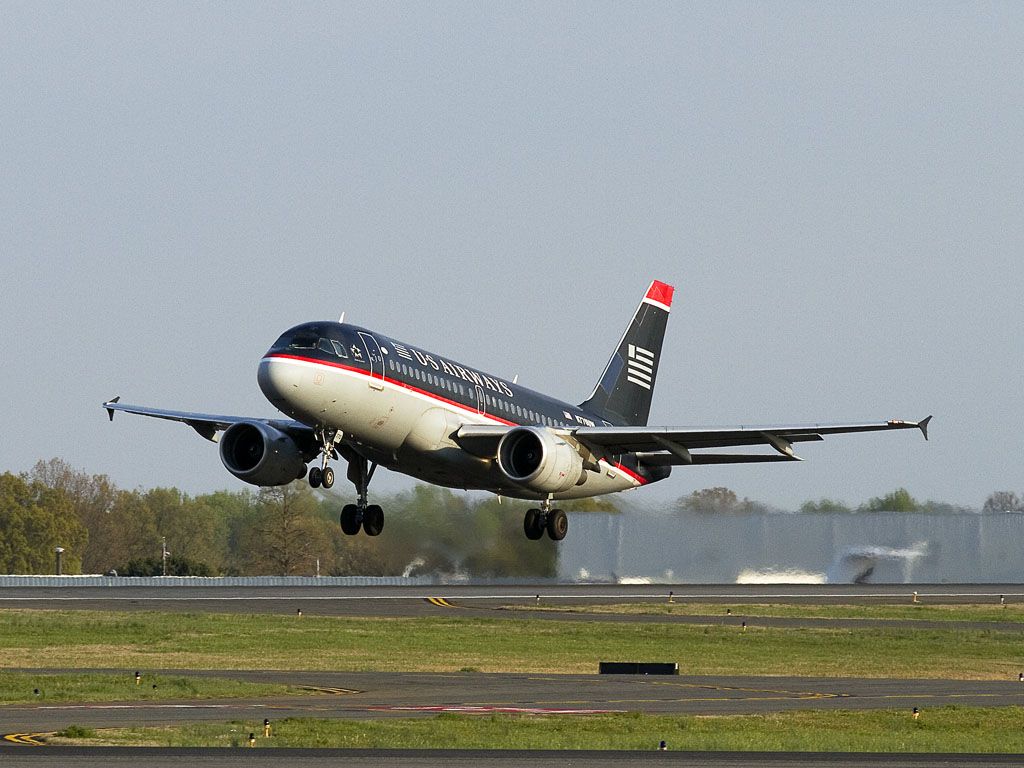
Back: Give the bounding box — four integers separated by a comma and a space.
103, 397, 312, 443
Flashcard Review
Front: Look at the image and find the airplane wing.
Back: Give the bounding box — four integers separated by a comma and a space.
455, 417, 931, 466
572, 417, 931, 465
103, 397, 313, 443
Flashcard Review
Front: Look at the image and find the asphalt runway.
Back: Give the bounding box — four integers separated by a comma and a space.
2, 584, 1023, 634
3, 670, 1024, 733
2, 583, 1023, 619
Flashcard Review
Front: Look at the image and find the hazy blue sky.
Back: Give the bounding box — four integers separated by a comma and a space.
2, 2, 1021, 509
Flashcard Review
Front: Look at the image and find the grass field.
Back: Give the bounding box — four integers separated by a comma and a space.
2, 607, 1023, 679
48, 707, 1024, 752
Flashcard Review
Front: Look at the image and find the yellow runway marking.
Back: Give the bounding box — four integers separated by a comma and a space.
4, 733, 48, 746
426, 597, 455, 608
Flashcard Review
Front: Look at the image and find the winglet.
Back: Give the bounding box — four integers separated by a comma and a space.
104, 396, 120, 422
918, 415, 932, 441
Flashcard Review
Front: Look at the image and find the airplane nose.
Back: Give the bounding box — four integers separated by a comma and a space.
258, 357, 300, 406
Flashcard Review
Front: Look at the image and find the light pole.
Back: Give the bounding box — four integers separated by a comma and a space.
54, 547, 64, 576
161, 537, 169, 576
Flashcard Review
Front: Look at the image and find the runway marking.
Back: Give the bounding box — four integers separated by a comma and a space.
370, 705, 625, 715
3, 733, 48, 746
425, 597, 455, 608
298, 686, 363, 695
650, 681, 849, 698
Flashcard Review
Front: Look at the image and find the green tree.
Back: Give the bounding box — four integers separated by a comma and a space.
859, 488, 920, 513
145, 487, 226, 572
676, 487, 766, 514
117, 555, 214, 577
244, 483, 332, 575
89, 490, 160, 572
196, 489, 261, 574
28, 459, 117, 572
800, 498, 852, 514
0, 472, 86, 573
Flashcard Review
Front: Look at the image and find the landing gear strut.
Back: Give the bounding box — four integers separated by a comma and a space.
523, 499, 568, 541
306, 431, 384, 536
338, 452, 383, 537
308, 428, 341, 489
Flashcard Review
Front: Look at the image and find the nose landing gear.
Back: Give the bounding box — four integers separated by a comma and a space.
308, 428, 342, 489
523, 499, 568, 541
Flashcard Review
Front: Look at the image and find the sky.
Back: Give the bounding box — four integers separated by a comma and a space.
2, 2, 1022, 510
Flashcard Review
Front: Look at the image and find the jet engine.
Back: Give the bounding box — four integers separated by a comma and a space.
219, 421, 308, 487
496, 426, 585, 494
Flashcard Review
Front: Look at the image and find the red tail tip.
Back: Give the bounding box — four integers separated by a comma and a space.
645, 280, 675, 309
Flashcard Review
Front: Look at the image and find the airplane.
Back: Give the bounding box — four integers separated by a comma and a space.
104, 280, 930, 541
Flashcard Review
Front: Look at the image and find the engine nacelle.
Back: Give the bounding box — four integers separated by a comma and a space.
496, 426, 585, 494
219, 421, 308, 487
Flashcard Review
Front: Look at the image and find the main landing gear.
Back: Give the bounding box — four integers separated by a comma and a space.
523, 499, 568, 541
339, 453, 383, 536
307, 429, 383, 537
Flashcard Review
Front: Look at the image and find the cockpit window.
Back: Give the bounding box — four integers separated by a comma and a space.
331, 340, 349, 358
318, 338, 335, 355
288, 334, 318, 350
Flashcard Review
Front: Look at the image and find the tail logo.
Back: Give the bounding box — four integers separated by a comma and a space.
627, 344, 655, 390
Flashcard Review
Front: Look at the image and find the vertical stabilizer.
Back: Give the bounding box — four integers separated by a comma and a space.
578, 280, 674, 426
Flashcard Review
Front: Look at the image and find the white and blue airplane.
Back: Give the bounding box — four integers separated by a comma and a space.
105, 280, 929, 541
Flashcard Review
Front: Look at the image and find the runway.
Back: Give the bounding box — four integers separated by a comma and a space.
3, 669, 1024, 733
2, 583, 1022, 620
2, 584, 1022, 635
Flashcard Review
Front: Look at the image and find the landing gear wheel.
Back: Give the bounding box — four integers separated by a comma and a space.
363, 504, 384, 536
321, 466, 335, 489
340, 504, 361, 536
308, 467, 323, 489
524, 508, 545, 540
546, 509, 568, 541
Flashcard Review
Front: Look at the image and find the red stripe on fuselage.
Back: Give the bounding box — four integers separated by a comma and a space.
263, 352, 648, 486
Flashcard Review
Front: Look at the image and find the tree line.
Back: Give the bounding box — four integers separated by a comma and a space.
1, 459, 564, 577
674, 486, 1021, 515
1, 459, 1019, 575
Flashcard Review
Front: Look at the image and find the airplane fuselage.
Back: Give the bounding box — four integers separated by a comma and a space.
257, 322, 668, 500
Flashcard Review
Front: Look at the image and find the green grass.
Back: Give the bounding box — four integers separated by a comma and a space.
0, 670, 304, 704
2, 608, 1023, 679
48, 707, 1024, 752
510, 602, 1024, 623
